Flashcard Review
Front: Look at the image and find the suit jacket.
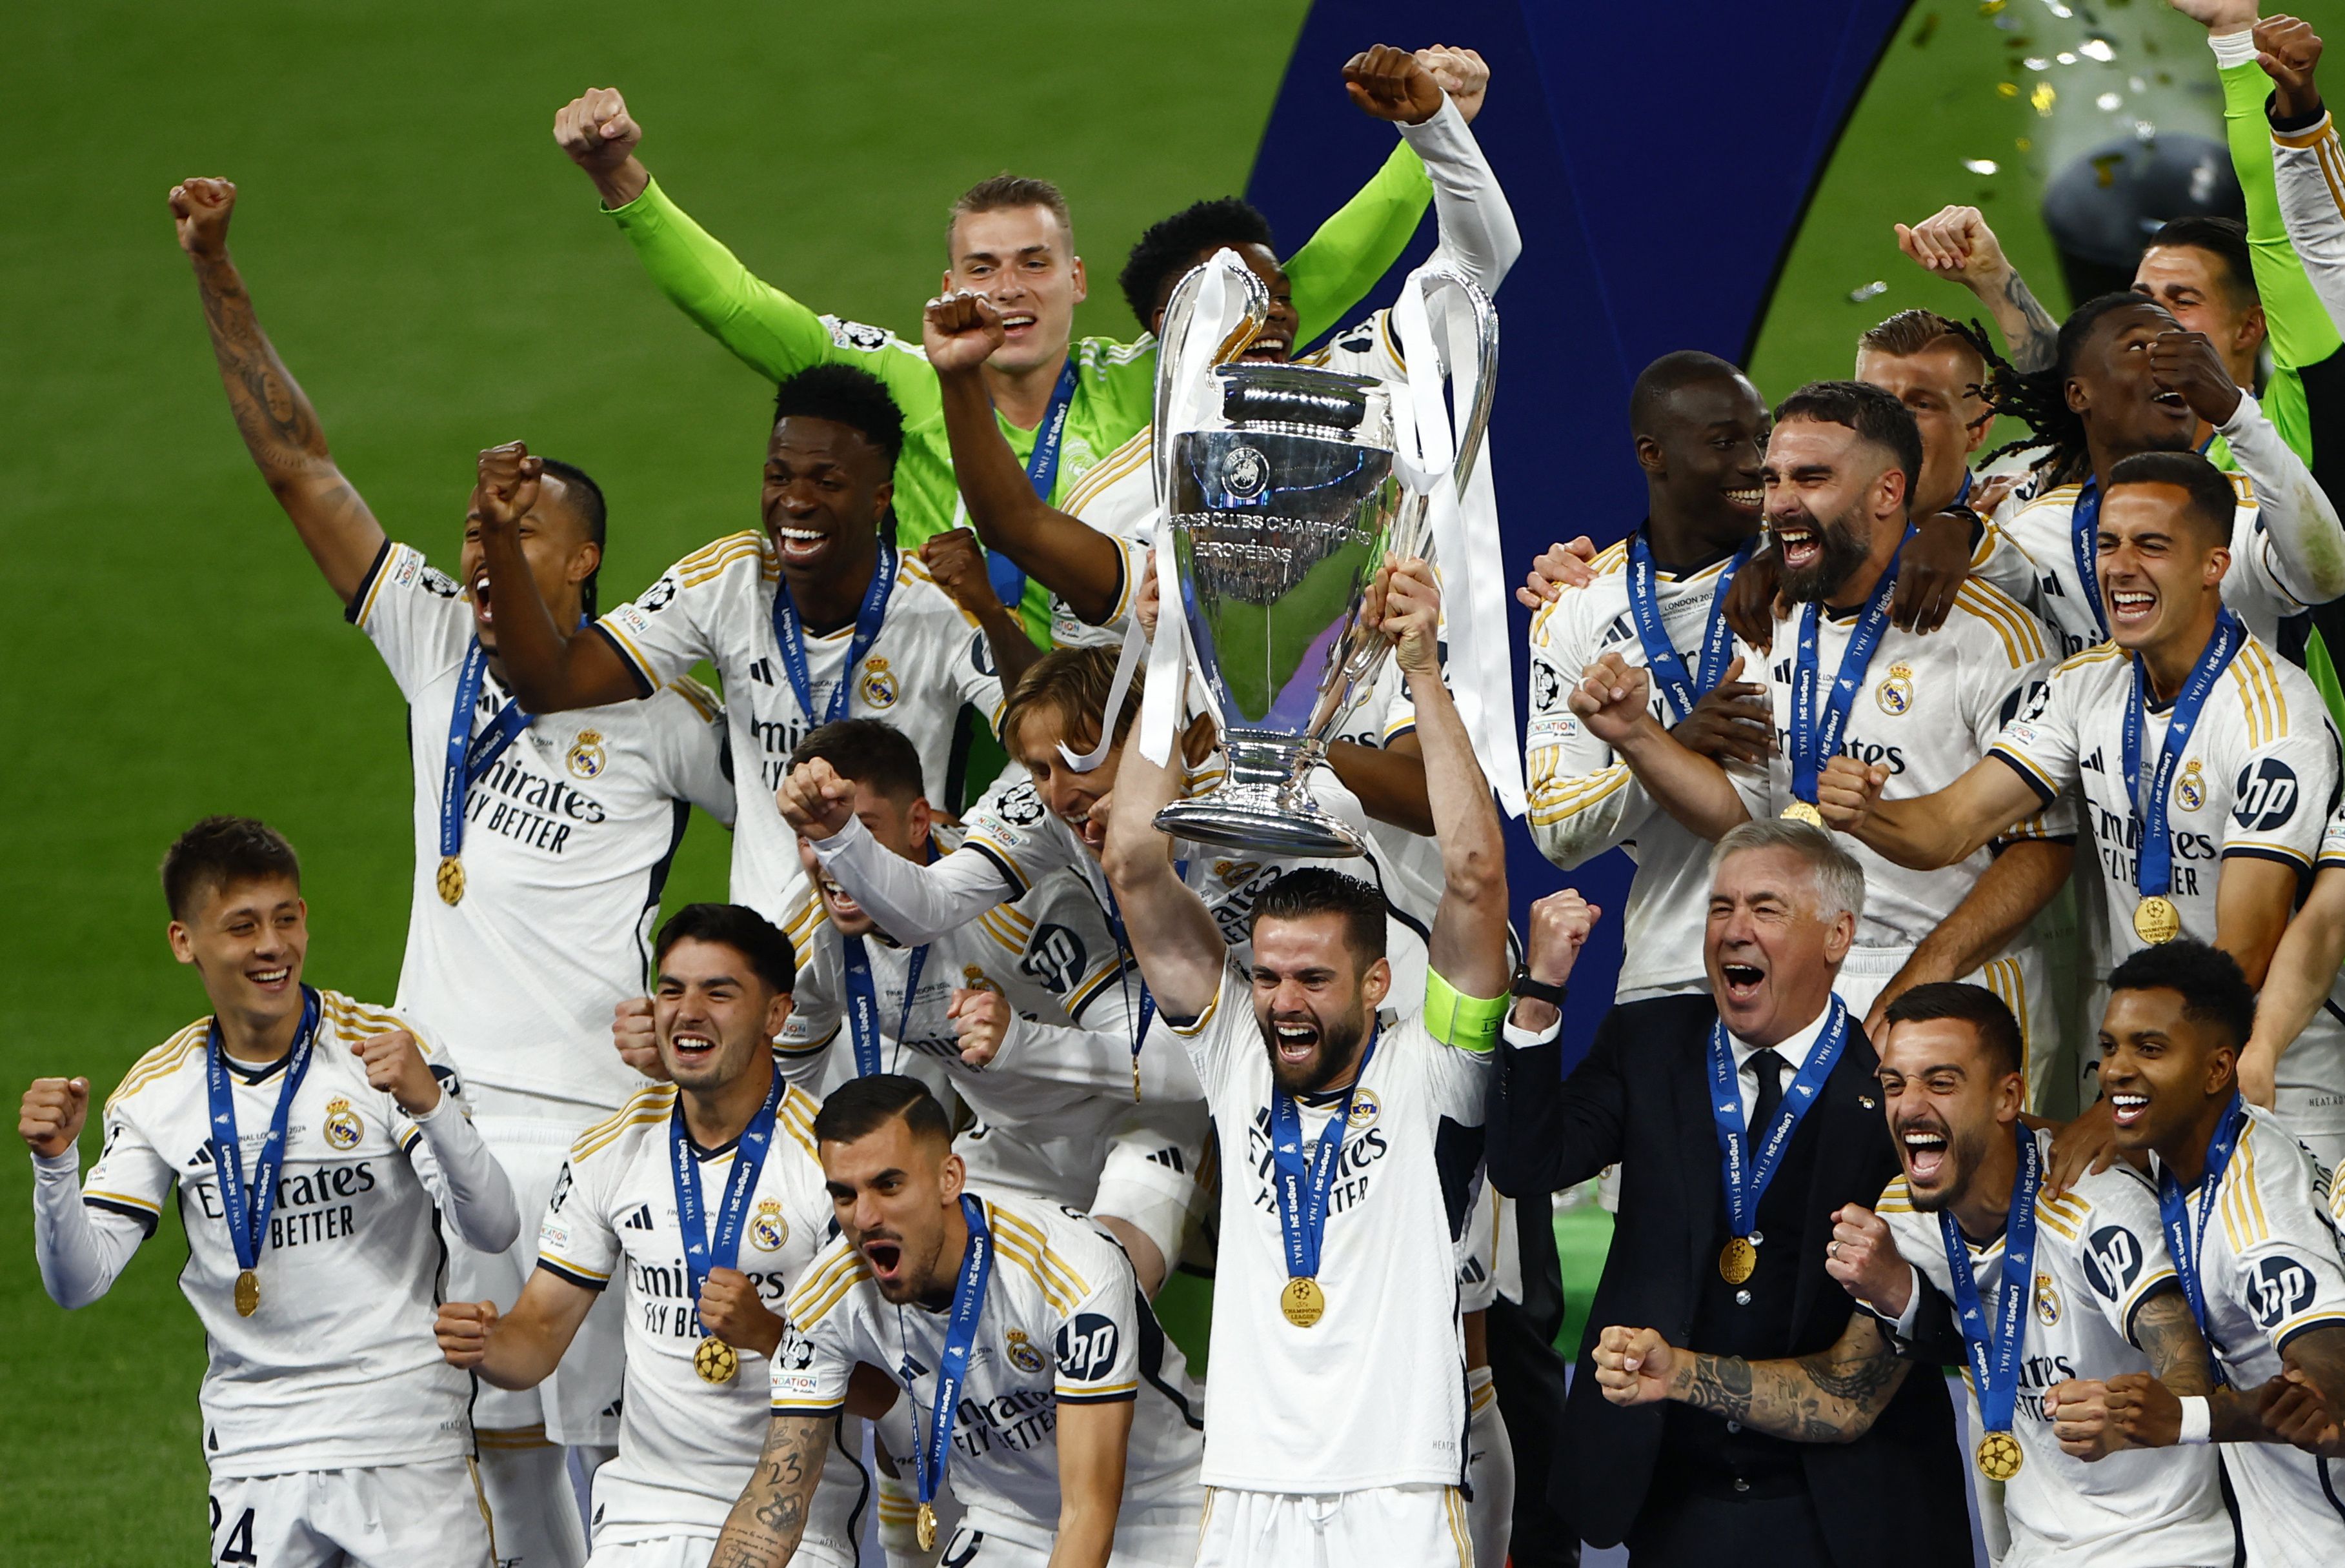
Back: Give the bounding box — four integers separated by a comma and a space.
1486, 993, 1971, 1566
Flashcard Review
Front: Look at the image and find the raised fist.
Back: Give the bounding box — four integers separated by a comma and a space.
1593, 1325, 1680, 1407
352, 1029, 441, 1114
1414, 46, 1490, 124
779, 757, 856, 840
1824, 1203, 1911, 1316
1895, 205, 2015, 292
1343, 43, 1445, 126
2257, 17, 2326, 123
949, 987, 1014, 1069
1816, 756, 1889, 834
19, 1076, 90, 1159
2166, 0, 2260, 37
613, 996, 667, 1080
1568, 652, 1652, 746
1524, 890, 1602, 989
918, 528, 1003, 618
474, 441, 541, 532
169, 178, 237, 258
923, 290, 1007, 376
554, 87, 642, 176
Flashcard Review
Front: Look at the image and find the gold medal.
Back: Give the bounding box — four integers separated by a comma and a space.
234, 1268, 260, 1318
436, 854, 466, 907
692, 1336, 738, 1385
2132, 894, 2180, 945
916, 1502, 938, 1553
1280, 1276, 1327, 1328
1975, 1431, 2023, 1481
1719, 1236, 1758, 1284
1781, 801, 1825, 828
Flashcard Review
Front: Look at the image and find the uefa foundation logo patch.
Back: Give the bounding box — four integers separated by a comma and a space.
749, 1199, 788, 1253
322, 1097, 363, 1151
567, 730, 608, 780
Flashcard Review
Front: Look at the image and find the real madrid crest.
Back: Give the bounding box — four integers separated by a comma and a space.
1005, 1329, 1046, 1374
749, 1198, 789, 1253
2033, 1271, 2062, 1327
860, 656, 898, 709
2176, 758, 2206, 812
1875, 662, 1915, 716
961, 963, 1000, 995
567, 729, 607, 780
1213, 859, 1260, 885
323, 1096, 363, 1151
1345, 1091, 1381, 1131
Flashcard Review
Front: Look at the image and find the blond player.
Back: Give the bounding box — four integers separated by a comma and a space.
22, 817, 518, 1565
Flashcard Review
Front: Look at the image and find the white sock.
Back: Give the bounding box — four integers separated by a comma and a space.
1465, 1365, 1513, 1568
476, 1431, 587, 1568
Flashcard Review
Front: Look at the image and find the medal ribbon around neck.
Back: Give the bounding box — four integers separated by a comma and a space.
909, 1192, 994, 1525
986, 356, 1080, 609
2069, 477, 2107, 635
1269, 1023, 1382, 1291
770, 536, 898, 728
1099, 882, 1160, 1098
2123, 608, 2242, 913
670, 1066, 787, 1337
1626, 530, 1755, 725
1940, 1122, 2043, 1452
2157, 1092, 2249, 1389
838, 836, 940, 1078
1789, 527, 1913, 808
438, 640, 536, 865
1707, 997, 1849, 1241
205, 986, 325, 1286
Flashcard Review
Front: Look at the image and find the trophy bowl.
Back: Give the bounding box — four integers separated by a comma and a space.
1151, 364, 1401, 857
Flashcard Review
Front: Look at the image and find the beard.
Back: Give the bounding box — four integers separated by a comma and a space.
1260, 998, 1373, 1096
1776, 503, 1877, 605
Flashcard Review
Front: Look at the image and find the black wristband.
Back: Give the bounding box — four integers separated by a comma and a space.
1511, 973, 1567, 1009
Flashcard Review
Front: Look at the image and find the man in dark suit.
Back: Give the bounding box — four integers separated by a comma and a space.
1488, 818, 1971, 1567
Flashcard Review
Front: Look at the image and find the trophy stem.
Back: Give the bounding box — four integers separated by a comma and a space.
1151, 732, 1368, 858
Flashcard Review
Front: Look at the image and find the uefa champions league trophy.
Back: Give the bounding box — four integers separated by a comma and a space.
1147, 256, 1499, 856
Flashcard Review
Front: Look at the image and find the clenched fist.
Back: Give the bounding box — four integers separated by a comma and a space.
169, 177, 237, 258
436, 1298, 499, 1367
918, 528, 1004, 619
1364, 557, 1442, 676
552, 87, 649, 206
474, 441, 541, 534
613, 996, 667, 1080
1414, 46, 1491, 125
1568, 652, 1653, 746
352, 1030, 441, 1114
779, 757, 856, 840
923, 290, 1006, 376
1343, 43, 1446, 126
19, 1077, 90, 1159
699, 1267, 785, 1357
1593, 1325, 1682, 1407
2257, 16, 2326, 124
1816, 756, 1889, 834
1895, 205, 2015, 294
1824, 1204, 1910, 1316
949, 987, 1013, 1069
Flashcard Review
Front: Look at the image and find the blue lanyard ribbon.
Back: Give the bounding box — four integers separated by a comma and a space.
1100, 886, 1159, 1080
1789, 529, 1912, 805
1626, 530, 1753, 725
987, 357, 1080, 608
912, 1193, 994, 1516
438, 641, 535, 859
1269, 1025, 1381, 1282
1941, 1123, 2042, 1440
2123, 610, 2242, 902
2158, 1094, 2248, 1388
841, 938, 929, 1078
2070, 477, 2106, 635
206, 987, 325, 1273
670, 1066, 786, 1329
1707, 998, 1849, 1239
770, 537, 898, 727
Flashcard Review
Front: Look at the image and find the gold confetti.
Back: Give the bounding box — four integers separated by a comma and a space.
1998, 81, 2021, 98
1980, 0, 2006, 13
2031, 82, 2057, 117
2016, 137, 2033, 151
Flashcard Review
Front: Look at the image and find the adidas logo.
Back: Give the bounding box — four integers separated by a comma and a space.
2082, 748, 2106, 774
748, 659, 776, 687
1146, 1148, 1185, 1174
622, 1204, 655, 1232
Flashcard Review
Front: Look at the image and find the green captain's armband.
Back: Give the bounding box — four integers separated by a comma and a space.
1422, 969, 1507, 1053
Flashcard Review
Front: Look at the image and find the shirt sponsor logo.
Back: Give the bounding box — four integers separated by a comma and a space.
1019, 925, 1089, 996
1052, 1313, 1120, 1382
2080, 1223, 2144, 1302
2231, 758, 2301, 832
2245, 1254, 2318, 1331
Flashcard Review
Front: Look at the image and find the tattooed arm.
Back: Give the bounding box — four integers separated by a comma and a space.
170, 177, 386, 606
1893, 205, 2060, 373
1592, 1312, 1911, 1443
710, 1412, 830, 1568
2055, 1285, 2325, 1452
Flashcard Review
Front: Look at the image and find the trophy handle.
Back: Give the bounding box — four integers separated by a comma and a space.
1152, 254, 1272, 512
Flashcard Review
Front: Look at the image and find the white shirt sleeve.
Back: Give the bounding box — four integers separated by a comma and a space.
400, 1071, 521, 1253
1398, 96, 1521, 296
2271, 114, 2345, 339
346, 540, 472, 700
2217, 392, 2345, 605
30, 1150, 150, 1309
1525, 599, 1663, 869
811, 814, 1027, 945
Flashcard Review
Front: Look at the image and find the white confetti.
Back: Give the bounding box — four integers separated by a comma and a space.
2098, 92, 2123, 111
2079, 37, 2115, 62
1849, 280, 1889, 303
2056, 51, 2077, 66
2134, 119, 2158, 142
2038, 0, 2073, 15
2130, 75, 2148, 92
1964, 159, 2001, 175
2024, 56, 2051, 70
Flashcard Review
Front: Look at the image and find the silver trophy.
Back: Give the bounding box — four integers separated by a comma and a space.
1151, 258, 1499, 856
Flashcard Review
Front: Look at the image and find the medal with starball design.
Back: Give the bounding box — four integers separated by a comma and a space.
1780, 802, 1824, 827
436, 640, 534, 909
694, 1335, 738, 1385
1975, 1431, 2024, 1481
436, 854, 467, 907
670, 1069, 785, 1391
1268, 1025, 1380, 1331
1944, 1123, 2041, 1485
1709, 1000, 1849, 1289
1718, 1235, 1758, 1285
2121, 610, 2240, 952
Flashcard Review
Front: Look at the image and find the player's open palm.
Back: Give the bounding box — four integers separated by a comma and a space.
1815, 756, 1888, 834
168, 177, 236, 257
554, 88, 641, 175
436, 1299, 498, 1367
923, 290, 1006, 374
1343, 44, 1444, 126
1593, 1325, 1678, 1407
1722, 544, 1786, 650
354, 1030, 440, 1114
19, 1076, 89, 1158
779, 758, 856, 839
949, 987, 1012, 1068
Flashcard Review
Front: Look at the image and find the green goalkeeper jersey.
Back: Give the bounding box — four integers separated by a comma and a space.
605, 146, 1435, 638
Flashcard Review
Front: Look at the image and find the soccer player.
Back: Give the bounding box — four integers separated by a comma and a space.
2091, 940, 2345, 1568
470, 368, 1005, 924
710, 1074, 1206, 1568
21, 816, 518, 1565
434, 903, 874, 1568
774, 718, 1206, 1296
1571, 381, 2069, 1060
1818, 451, 2345, 1165
2242, 798, 2345, 1123
549, 47, 1484, 638
1100, 553, 1529, 1565
170, 173, 736, 1557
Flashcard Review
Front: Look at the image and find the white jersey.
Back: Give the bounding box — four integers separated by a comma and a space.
80, 990, 475, 1476
1729, 579, 2069, 951
595, 531, 1005, 921
1171, 967, 1486, 1493
778, 863, 1205, 1207
1525, 536, 1742, 1000
532, 1081, 862, 1554
1878, 1134, 2230, 1567
1993, 636, 2345, 1145
2153, 1105, 2345, 1568
772, 1191, 1205, 1551
350, 541, 733, 1108
1996, 474, 2311, 660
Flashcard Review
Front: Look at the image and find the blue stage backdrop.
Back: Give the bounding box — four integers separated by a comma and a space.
1245, 1, 1912, 1060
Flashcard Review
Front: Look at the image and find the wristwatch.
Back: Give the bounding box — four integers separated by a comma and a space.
1510, 972, 1567, 1009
